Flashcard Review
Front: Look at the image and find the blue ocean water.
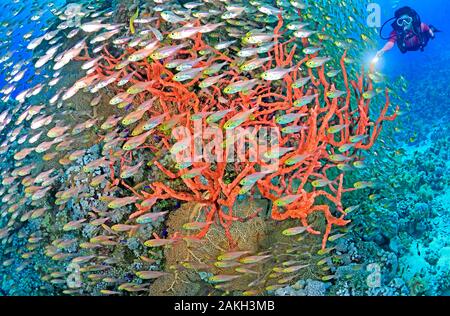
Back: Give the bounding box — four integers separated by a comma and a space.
378, 0, 450, 76
359, 0, 450, 296
376, 0, 450, 125
0, 0, 450, 296
0, 0, 67, 101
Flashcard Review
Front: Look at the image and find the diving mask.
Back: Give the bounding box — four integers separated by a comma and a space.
396, 16, 412, 27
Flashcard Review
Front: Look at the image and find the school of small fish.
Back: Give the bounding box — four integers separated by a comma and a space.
0, 0, 403, 295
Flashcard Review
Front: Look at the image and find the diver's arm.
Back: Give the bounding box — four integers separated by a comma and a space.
376, 31, 396, 56
379, 41, 395, 54
376, 40, 395, 57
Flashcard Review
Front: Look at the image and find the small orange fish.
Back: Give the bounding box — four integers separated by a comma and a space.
47, 125, 70, 138
135, 211, 167, 223
209, 274, 241, 283
182, 221, 213, 230
239, 255, 272, 264
111, 224, 139, 232
135, 271, 169, 279
122, 131, 152, 151
122, 108, 148, 126
63, 219, 87, 231
107, 196, 139, 209
14, 147, 35, 160
144, 238, 176, 247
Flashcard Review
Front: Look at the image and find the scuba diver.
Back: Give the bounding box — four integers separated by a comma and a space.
375, 6, 440, 60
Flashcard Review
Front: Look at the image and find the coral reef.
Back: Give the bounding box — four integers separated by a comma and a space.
324, 109, 450, 296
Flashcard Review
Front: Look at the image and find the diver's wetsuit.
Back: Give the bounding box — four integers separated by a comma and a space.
385, 22, 432, 52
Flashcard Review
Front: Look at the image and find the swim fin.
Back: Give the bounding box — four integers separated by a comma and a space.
429, 25, 441, 33
428, 25, 440, 40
